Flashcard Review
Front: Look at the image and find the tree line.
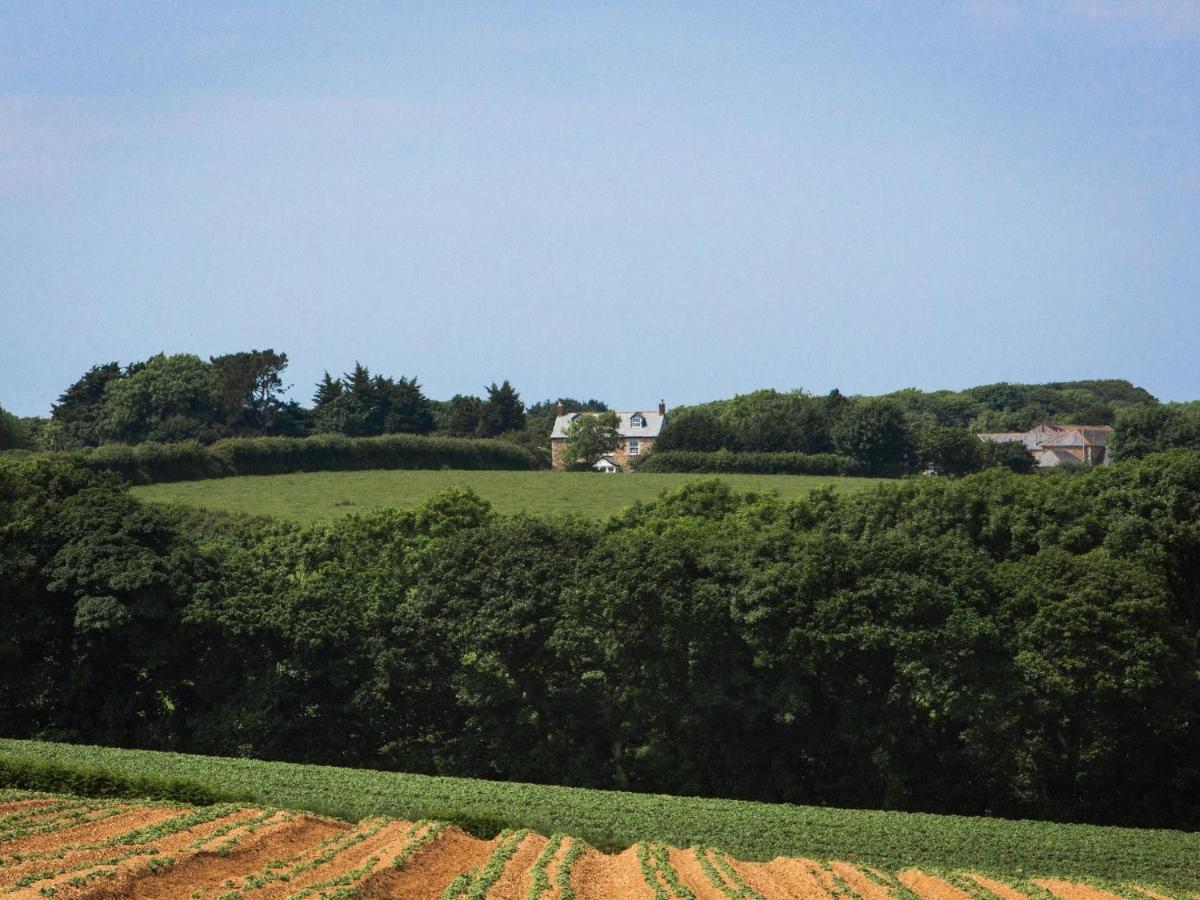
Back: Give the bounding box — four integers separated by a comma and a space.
3, 358, 1197, 474
2, 450, 1198, 830
0, 351, 607, 467
653, 382, 1200, 474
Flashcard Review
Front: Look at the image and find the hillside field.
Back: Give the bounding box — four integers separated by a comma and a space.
1, 741, 1196, 894
0, 792, 1185, 900
129, 469, 875, 521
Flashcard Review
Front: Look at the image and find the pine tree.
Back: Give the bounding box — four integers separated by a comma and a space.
478, 380, 525, 437
312, 372, 343, 408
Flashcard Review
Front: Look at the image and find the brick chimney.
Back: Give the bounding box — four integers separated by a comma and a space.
658, 399, 666, 415
556, 399, 564, 416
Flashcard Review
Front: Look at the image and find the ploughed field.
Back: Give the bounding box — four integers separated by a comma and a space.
129, 469, 874, 521
0, 793, 1181, 900
4, 741, 1196, 893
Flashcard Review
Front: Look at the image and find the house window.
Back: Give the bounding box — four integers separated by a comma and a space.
628, 439, 640, 455
630, 415, 646, 428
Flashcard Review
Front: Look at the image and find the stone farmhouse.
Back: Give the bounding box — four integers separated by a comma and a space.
977, 423, 1113, 468
550, 401, 667, 471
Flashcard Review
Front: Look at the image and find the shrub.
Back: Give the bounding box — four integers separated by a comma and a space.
0, 755, 233, 806
47, 434, 539, 484
633, 449, 863, 476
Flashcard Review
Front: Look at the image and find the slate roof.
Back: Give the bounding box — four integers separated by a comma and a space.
978, 424, 1112, 450
551, 411, 666, 439
1034, 447, 1086, 467
1043, 426, 1111, 447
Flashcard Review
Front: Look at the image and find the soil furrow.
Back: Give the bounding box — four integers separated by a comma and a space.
0, 806, 181, 867
727, 858, 811, 900
668, 847, 729, 900
12, 808, 256, 898
0, 801, 58, 818
484, 831, 548, 900
898, 870, 973, 900
542, 835, 575, 900
0, 796, 1179, 900
826, 862, 896, 900
571, 845, 654, 900
356, 826, 493, 899
964, 873, 1027, 900
758, 859, 837, 900
235, 818, 409, 898
63, 812, 341, 900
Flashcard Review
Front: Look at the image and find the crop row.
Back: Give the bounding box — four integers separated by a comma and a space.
0, 793, 1191, 899
3, 740, 1196, 892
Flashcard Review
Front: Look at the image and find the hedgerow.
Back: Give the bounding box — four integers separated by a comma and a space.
42, 432, 538, 484
0, 756, 230, 807
632, 449, 862, 476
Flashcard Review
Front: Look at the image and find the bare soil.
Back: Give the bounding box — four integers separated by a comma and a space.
485, 831, 548, 900
571, 845, 654, 900
357, 826, 494, 898
668, 846, 729, 900
967, 872, 1029, 900
1, 797, 1174, 900
827, 860, 899, 900
15, 808, 254, 898
897, 869, 973, 900
84, 812, 344, 900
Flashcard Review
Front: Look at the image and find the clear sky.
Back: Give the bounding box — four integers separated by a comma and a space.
1, 1, 1198, 416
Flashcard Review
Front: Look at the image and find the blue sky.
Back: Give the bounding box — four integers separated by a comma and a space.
1, 1, 1197, 416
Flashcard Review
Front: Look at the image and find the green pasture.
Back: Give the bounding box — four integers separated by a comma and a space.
130, 469, 875, 521
0, 740, 1195, 892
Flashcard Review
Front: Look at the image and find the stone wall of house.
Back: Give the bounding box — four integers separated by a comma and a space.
551, 437, 656, 470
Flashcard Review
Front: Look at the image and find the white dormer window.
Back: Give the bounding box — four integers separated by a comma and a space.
628, 439, 640, 455
630, 414, 646, 428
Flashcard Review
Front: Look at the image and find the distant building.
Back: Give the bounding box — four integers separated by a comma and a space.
550, 401, 667, 471
591, 455, 620, 473
977, 423, 1113, 468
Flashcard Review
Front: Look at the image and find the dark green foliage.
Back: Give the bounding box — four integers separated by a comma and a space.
561, 412, 621, 467
47, 362, 123, 448
2, 452, 1200, 834
311, 362, 435, 436
2, 742, 1197, 891
96, 353, 225, 444
0, 755, 230, 805
654, 406, 731, 452
656, 381, 1163, 473
633, 450, 859, 476
441, 381, 527, 439
209, 348, 293, 433
1111, 402, 1200, 460
977, 438, 1037, 473
443, 394, 488, 437
0, 403, 32, 451
951, 379, 1156, 430
42, 433, 537, 484
831, 397, 915, 473
527, 398, 609, 418
478, 380, 526, 437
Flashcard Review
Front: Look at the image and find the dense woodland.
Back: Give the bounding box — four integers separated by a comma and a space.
2, 450, 1198, 830
3, 353, 1198, 474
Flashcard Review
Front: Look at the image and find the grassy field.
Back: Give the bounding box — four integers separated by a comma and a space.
1, 740, 1196, 891
130, 469, 876, 521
